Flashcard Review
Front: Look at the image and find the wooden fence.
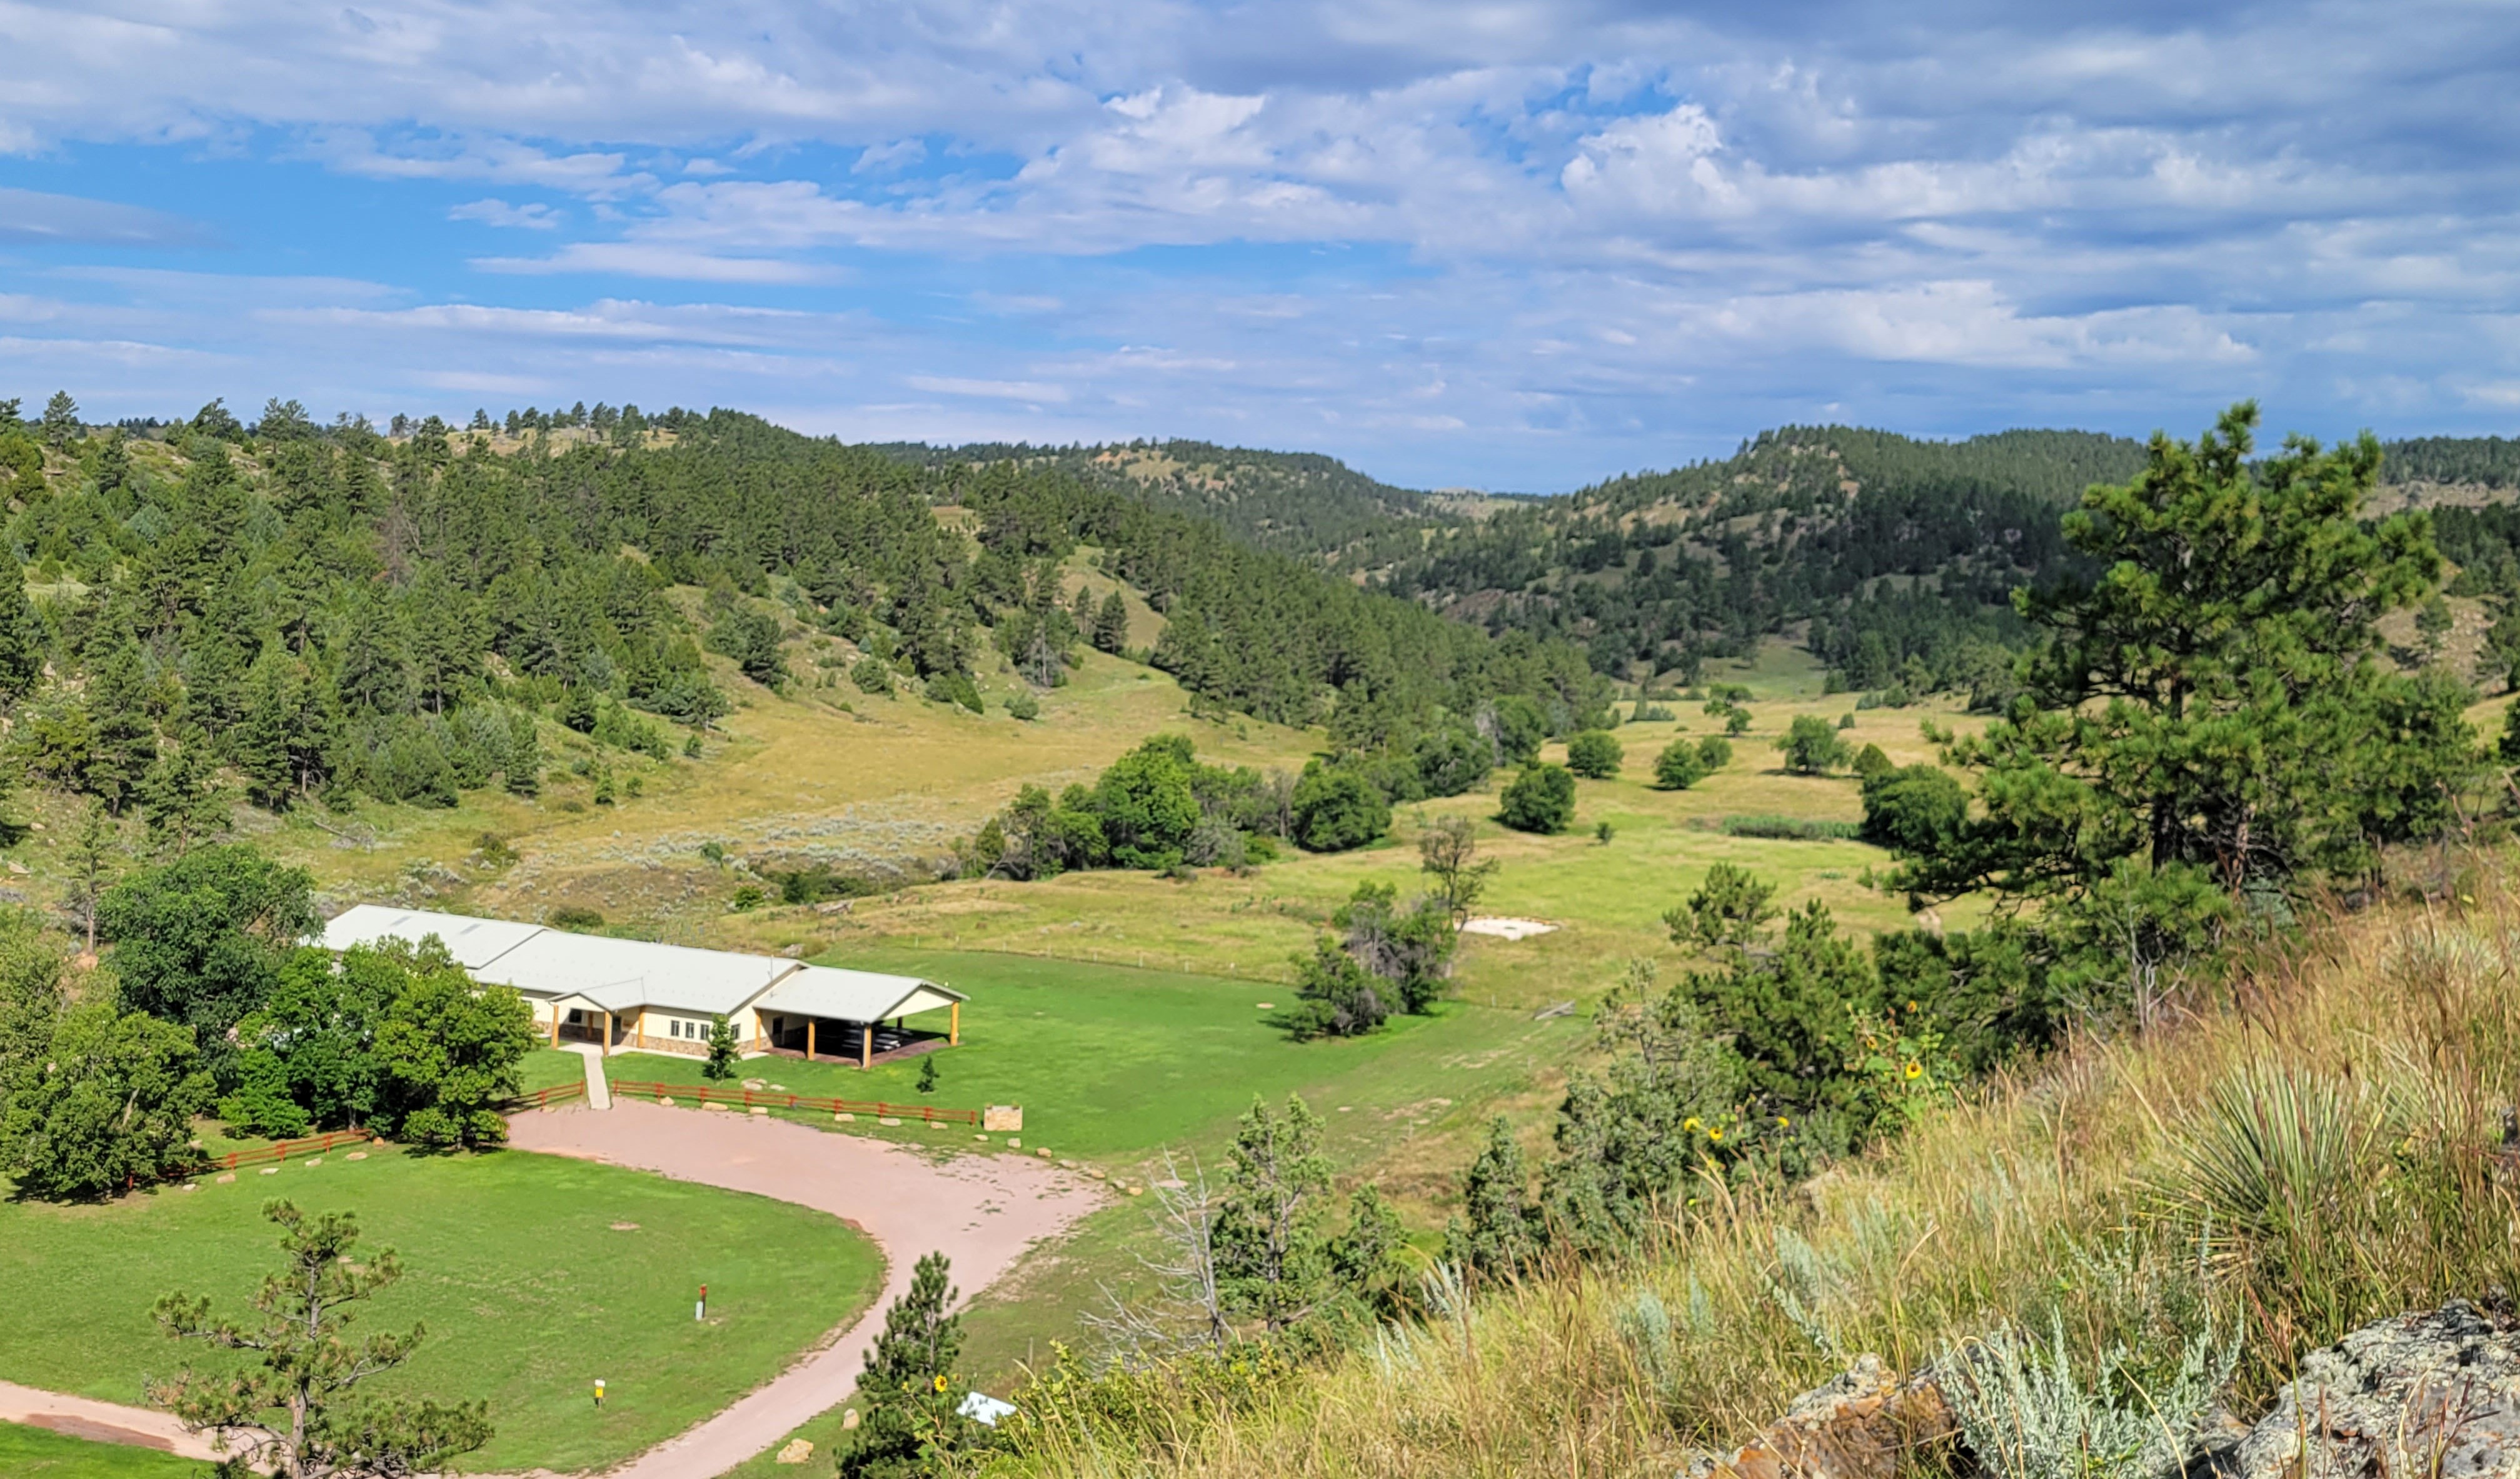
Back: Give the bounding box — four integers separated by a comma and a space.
505, 1081, 588, 1110
208, 1127, 375, 1172
611, 1079, 980, 1126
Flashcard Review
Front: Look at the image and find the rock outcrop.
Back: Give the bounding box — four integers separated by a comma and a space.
2232, 1300, 2520, 1479
1694, 1355, 1957, 1479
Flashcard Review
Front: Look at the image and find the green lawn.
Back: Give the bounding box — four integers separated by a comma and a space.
0, 1424, 200, 1478
520, 1045, 592, 1093
0, 1147, 882, 1475
606, 947, 1584, 1169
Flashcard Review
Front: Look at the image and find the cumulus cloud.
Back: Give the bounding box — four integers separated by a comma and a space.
0, 0, 2514, 484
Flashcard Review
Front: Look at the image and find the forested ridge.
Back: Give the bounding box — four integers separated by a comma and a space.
873, 437, 1447, 571
0, 394, 1600, 830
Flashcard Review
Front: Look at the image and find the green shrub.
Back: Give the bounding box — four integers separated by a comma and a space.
1291, 763, 1392, 853
1498, 763, 1577, 834
850, 656, 894, 695
1697, 736, 1732, 771
1565, 731, 1624, 779
1654, 740, 1708, 790
1776, 714, 1850, 775
925, 671, 984, 713
550, 905, 605, 930
1005, 691, 1041, 721
730, 884, 765, 911
1721, 816, 1862, 840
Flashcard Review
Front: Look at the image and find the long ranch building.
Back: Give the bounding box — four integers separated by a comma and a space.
321, 905, 965, 1068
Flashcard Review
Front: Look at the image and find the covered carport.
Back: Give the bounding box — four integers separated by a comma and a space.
752, 965, 965, 1068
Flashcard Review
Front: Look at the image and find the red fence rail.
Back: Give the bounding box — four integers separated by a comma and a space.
611, 1080, 980, 1126
505, 1081, 588, 1110
211, 1128, 376, 1172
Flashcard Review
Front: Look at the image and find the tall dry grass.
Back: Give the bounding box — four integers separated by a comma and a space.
989, 870, 2520, 1479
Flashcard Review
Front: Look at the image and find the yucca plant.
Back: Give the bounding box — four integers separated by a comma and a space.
2167, 1061, 2384, 1241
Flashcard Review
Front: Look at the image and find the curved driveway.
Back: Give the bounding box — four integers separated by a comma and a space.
501, 1100, 1103, 1478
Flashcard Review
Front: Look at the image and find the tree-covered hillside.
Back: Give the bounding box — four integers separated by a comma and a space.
0, 396, 1600, 832
1378, 424, 2520, 696
872, 438, 1445, 571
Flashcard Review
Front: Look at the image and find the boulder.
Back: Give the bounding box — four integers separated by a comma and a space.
775, 1438, 815, 1465
2231, 1301, 2520, 1479
1694, 1355, 1956, 1479
985, 1105, 1023, 1132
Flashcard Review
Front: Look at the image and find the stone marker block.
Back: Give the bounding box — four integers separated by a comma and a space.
842, 1410, 861, 1431
973, 1134, 989, 1143
216, 1173, 236, 1184
702, 1101, 727, 1111
983, 1105, 1023, 1132
878, 1116, 901, 1126
305, 1158, 322, 1166
748, 1106, 768, 1116
260, 1166, 279, 1175
181, 1183, 198, 1192
1006, 1137, 1021, 1149
835, 1112, 854, 1122
346, 1151, 367, 1161
1037, 1148, 1052, 1159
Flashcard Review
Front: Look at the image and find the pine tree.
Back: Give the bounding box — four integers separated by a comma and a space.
1445, 1116, 1541, 1277
61, 803, 119, 956
39, 390, 79, 449
504, 710, 541, 796
231, 653, 299, 810
83, 631, 159, 813
1094, 590, 1131, 654
138, 727, 233, 856
840, 1251, 972, 1479
703, 1015, 739, 1080
0, 549, 48, 703
1212, 1094, 1332, 1331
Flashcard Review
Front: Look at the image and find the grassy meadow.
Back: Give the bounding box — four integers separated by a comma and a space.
990, 861, 2520, 1479
0, 1424, 199, 1479
0, 1145, 882, 1475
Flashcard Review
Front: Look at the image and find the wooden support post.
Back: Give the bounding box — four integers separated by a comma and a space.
950, 1002, 960, 1046
601, 1010, 613, 1056
860, 1023, 871, 1070
550, 1005, 560, 1049
806, 1018, 817, 1063
636, 1010, 646, 1051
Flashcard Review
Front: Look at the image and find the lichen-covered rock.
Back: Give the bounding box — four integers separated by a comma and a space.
1694, 1355, 1957, 1479
2233, 1301, 2520, 1479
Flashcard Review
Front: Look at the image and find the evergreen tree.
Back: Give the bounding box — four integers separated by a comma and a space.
39, 389, 79, 448
1212, 1094, 1332, 1332
703, 1015, 740, 1080
505, 710, 541, 796
1094, 589, 1131, 654
840, 1251, 973, 1479
1445, 1116, 1541, 1278
0, 549, 46, 702
137, 726, 233, 856
61, 803, 119, 956
152, 1201, 493, 1477
83, 629, 159, 813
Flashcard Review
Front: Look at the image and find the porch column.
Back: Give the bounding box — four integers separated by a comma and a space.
549, 1005, 560, 1049
636, 1010, 646, 1051
860, 1023, 871, 1070
806, 1018, 817, 1063
601, 1010, 613, 1056
950, 1002, 960, 1045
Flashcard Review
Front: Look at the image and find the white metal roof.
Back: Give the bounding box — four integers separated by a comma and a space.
319, 907, 960, 1022
470, 931, 803, 1017
756, 965, 963, 1023
320, 905, 548, 971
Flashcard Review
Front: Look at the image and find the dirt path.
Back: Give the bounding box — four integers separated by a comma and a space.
0, 1379, 224, 1460
500, 1100, 1103, 1478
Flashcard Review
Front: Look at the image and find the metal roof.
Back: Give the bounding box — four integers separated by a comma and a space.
755, 964, 963, 1023
321, 908, 959, 1022
319, 905, 548, 971
469, 931, 803, 1017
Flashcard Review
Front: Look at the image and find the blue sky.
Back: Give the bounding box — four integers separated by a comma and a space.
1, 0, 2516, 490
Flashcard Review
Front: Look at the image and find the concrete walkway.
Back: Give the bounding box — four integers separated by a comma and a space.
0, 1379, 226, 1461
566, 1042, 614, 1110
499, 1100, 1103, 1479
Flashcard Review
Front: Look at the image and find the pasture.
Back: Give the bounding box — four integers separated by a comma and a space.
0, 1423, 198, 1478
0, 1146, 881, 1475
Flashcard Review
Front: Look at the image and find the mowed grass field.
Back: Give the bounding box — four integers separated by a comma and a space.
0, 1424, 199, 1478
0, 1146, 882, 1475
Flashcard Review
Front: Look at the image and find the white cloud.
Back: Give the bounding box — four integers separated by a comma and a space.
449, 198, 564, 229
906, 375, 1071, 403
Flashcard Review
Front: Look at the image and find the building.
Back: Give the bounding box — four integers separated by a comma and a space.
319, 905, 965, 1068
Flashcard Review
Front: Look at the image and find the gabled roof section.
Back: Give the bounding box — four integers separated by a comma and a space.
468, 931, 803, 1018
756, 965, 964, 1024
320, 905, 547, 971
